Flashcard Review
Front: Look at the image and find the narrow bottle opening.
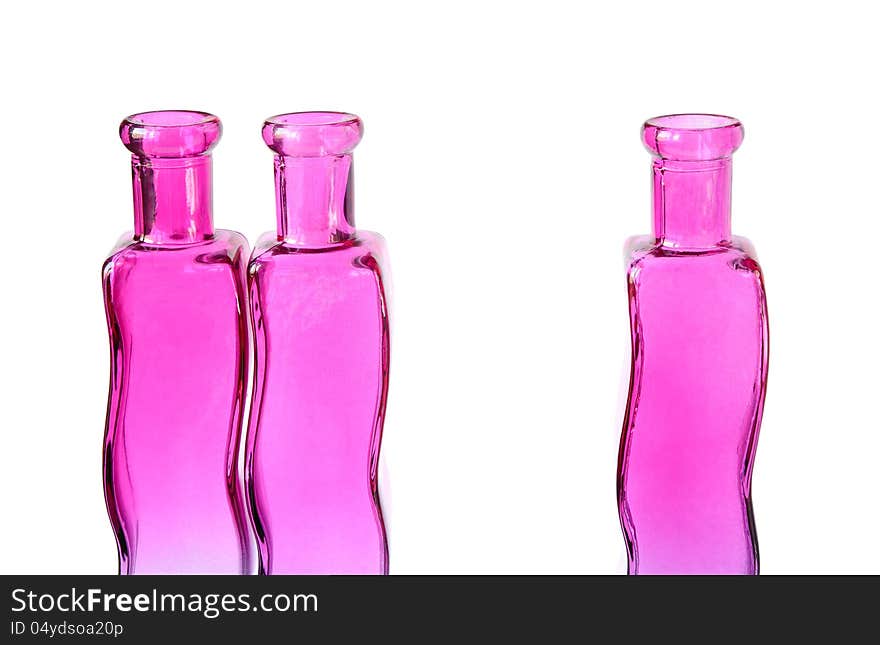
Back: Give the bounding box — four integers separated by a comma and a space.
645, 114, 742, 247
120, 110, 220, 242
266, 111, 359, 127
262, 111, 362, 244
645, 114, 740, 130
120, 110, 222, 158
262, 111, 363, 157
126, 110, 217, 127
643, 113, 743, 162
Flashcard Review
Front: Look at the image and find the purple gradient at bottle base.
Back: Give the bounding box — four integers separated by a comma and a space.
618, 114, 769, 575
246, 112, 391, 574
103, 111, 254, 574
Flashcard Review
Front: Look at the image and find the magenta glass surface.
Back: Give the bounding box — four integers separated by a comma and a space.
246, 112, 391, 574
617, 115, 769, 575
102, 111, 254, 574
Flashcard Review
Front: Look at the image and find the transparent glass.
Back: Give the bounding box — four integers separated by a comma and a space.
102, 111, 254, 574
246, 112, 391, 574
617, 115, 769, 575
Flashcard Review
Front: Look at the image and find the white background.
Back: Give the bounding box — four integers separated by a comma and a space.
1, 1, 878, 575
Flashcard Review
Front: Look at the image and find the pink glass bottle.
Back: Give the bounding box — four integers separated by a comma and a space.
617, 115, 769, 575
102, 111, 253, 574
246, 112, 391, 574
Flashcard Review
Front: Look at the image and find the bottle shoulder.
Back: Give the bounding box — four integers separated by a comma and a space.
103, 231, 249, 284
625, 236, 764, 287
106, 230, 248, 259
248, 231, 388, 272
626, 236, 761, 266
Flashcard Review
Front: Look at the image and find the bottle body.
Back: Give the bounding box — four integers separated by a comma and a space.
103, 232, 253, 574
619, 236, 768, 574
247, 232, 391, 574
102, 111, 254, 574
617, 114, 769, 574
245, 111, 390, 574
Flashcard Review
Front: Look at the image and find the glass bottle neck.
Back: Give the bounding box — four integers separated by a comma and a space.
132, 155, 214, 244
275, 153, 355, 246
651, 158, 732, 249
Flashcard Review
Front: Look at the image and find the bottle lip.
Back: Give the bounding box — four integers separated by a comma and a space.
120, 110, 222, 158
265, 111, 360, 127
642, 113, 743, 161
645, 113, 740, 130
262, 111, 363, 157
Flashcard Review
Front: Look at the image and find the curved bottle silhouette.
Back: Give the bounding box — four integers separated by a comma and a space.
102, 111, 254, 574
618, 115, 769, 574
246, 112, 390, 574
